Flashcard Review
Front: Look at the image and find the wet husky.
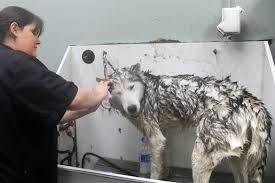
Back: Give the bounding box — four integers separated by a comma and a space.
108, 63, 272, 183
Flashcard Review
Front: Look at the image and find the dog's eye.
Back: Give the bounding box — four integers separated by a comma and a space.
116, 91, 122, 96
108, 83, 114, 93
129, 85, 134, 90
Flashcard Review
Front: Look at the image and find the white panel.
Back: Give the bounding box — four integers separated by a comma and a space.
57, 46, 73, 81
262, 42, 275, 181
58, 165, 173, 183
57, 41, 273, 174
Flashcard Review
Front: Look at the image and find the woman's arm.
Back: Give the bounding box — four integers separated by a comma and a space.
60, 104, 100, 124
68, 80, 109, 111
59, 80, 109, 126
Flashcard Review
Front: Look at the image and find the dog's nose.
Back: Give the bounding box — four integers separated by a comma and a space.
127, 105, 137, 114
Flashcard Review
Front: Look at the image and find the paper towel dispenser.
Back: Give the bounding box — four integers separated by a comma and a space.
217, 6, 243, 37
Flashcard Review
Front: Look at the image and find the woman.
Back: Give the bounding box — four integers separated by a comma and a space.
0, 6, 109, 183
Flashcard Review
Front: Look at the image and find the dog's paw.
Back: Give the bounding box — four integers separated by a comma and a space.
161, 167, 171, 181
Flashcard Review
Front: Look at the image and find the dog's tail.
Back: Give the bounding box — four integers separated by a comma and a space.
245, 94, 272, 182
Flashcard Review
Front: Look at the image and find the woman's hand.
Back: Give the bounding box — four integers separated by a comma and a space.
91, 80, 110, 106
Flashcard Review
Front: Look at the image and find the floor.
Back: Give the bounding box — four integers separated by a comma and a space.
93, 158, 234, 183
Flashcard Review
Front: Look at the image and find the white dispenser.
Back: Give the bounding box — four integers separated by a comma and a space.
217, 6, 243, 36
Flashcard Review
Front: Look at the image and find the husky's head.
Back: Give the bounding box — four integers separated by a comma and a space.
109, 63, 145, 117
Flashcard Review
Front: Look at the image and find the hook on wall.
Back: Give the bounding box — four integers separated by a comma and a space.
213, 49, 218, 55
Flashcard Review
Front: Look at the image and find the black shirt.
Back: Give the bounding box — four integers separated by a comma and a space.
0, 44, 78, 183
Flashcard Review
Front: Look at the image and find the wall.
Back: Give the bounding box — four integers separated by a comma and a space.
0, 0, 275, 71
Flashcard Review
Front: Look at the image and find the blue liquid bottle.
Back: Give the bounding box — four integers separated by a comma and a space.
139, 136, 150, 177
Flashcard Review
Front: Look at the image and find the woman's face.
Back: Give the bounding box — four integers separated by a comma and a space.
14, 22, 40, 57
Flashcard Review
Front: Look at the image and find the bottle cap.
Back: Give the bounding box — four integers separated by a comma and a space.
141, 136, 148, 143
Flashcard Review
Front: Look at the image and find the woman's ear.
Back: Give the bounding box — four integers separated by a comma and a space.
9, 22, 21, 38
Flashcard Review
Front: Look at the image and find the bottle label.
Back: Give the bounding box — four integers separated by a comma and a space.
140, 154, 150, 162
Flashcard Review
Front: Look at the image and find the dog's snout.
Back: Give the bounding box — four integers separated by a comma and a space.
127, 105, 137, 114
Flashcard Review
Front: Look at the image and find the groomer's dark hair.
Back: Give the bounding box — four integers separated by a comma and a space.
0, 6, 43, 43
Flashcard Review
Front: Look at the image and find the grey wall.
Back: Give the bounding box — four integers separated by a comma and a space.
0, 0, 275, 71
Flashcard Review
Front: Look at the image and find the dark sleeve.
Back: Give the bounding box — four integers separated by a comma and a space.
13, 56, 78, 127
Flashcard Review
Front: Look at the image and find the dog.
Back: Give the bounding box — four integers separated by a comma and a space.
108, 63, 272, 183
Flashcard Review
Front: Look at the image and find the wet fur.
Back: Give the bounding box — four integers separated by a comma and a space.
109, 63, 272, 183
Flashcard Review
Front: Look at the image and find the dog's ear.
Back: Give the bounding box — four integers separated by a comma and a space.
130, 63, 140, 73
